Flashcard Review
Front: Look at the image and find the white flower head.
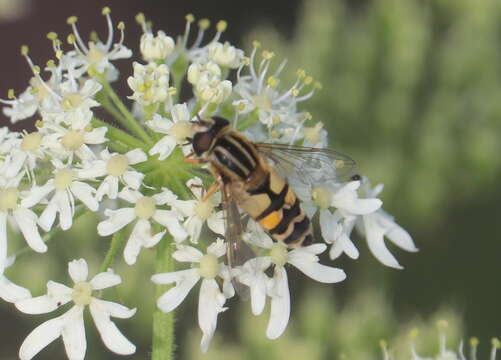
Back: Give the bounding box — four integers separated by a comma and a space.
151, 239, 233, 352
188, 61, 232, 104
147, 104, 195, 160
208, 41, 244, 68
16, 259, 136, 360
127, 61, 172, 106
97, 188, 188, 265
140, 30, 175, 61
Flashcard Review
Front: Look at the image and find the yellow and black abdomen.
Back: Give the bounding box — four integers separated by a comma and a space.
239, 168, 314, 247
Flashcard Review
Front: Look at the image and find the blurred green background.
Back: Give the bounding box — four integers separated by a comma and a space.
1, 0, 501, 359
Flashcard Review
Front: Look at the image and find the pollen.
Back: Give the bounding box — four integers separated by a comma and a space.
61, 130, 85, 151
267, 76, 278, 88
270, 243, 288, 267
216, 20, 227, 32
198, 254, 219, 279
101, 7, 111, 16
169, 121, 194, 142
135, 196, 156, 219
72, 281, 93, 306
194, 200, 213, 220
21, 131, 42, 152
46, 32, 58, 41
106, 154, 129, 177
7, 89, 15, 99
198, 18, 210, 30
262, 50, 274, 60
0, 188, 19, 211
185, 13, 195, 23
135, 12, 146, 25
20, 45, 29, 56
312, 187, 332, 210
54, 168, 74, 191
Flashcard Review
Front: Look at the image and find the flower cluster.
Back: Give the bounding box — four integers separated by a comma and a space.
0, 8, 416, 359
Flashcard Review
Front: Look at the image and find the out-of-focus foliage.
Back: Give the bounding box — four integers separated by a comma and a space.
184, 287, 465, 360
247, 0, 501, 227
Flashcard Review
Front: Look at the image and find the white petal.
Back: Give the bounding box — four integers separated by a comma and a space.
47, 280, 73, 305
288, 257, 346, 283
184, 216, 203, 243
90, 270, 121, 290
19, 316, 64, 360
89, 299, 136, 355
239, 258, 270, 316
151, 268, 199, 285
97, 208, 136, 236
92, 299, 136, 319
198, 279, 226, 352
15, 295, 58, 314
68, 259, 88, 283
125, 148, 147, 164
54, 191, 73, 230
118, 188, 142, 203
266, 267, 290, 340
76, 160, 106, 179
61, 306, 86, 360
96, 176, 117, 201
21, 183, 54, 208
123, 220, 150, 265
37, 197, 58, 232
122, 170, 144, 190
0, 212, 7, 267
207, 211, 225, 236
363, 214, 403, 269
207, 238, 226, 258
71, 181, 98, 211
153, 210, 188, 242
13, 208, 47, 252
149, 136, 177, 160
172, 245, 203, 263
0, 275, 31, 302
155, 269, 200, 312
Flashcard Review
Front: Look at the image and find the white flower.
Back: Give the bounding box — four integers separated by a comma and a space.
77, 148, 147, 201
356, 181, 418, 269
16, 259, 136, 360
140, 31, 175, 61
151, 239, 233, 352
187, 61, 232, 104
0, 256, 31, 303
238, 230, 346, 339
127, 62, 172, 106
65, 9, 132, 80
97, 188, 187, 264
0, 175, 47, 253
0, 90, 38, 123
3, 130, 49, 179
208, 41, 244, 68
147, 103, 195, 160
21, 161, 99, 232
165, 177, 225, 244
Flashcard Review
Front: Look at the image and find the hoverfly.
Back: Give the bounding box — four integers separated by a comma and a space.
185, 116, 359, 288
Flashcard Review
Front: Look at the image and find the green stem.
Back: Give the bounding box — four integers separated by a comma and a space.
99, 230, 127, 273
97, 75, 152, 144
97, 91, 129, 126
92, 118, 146, 151
152, 235, 175, 360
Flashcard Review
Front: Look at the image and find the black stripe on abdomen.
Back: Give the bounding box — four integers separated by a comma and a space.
269, 198, 301, 235
216, 138, 255, 173
214, 148, 247, 179
255, 183, 289, 221
283, 216, 311, 244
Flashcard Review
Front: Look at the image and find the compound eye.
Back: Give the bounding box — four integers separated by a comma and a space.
192, 132, 214, 155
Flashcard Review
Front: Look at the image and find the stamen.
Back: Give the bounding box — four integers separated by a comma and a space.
470, 337, 479, 360
211, 20, 227, 43
67, 16, 89, 53
102, 7, 114, 51
183, 14, 195, 47
21, 46, 62, 102
491, 338, 500, 360
192, 18, 210, 49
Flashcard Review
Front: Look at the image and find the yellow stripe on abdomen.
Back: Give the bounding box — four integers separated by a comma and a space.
259, 210, 283, 230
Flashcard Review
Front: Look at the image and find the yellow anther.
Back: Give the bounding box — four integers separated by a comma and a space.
216, 20, 227, 32
198, 18, 210, 30
470, 337, 479, 346
252, 40, 261, 48
314, 81, 323, 90
46, 60, 56, 68
296, 69, 306, 78
56, 50, 63, 59
291, 88, 300, 97
7, 89, 15, 99
67, 34, 76, 45
20, 45, 29, 56
35, 119, 43, 128
117, 21, 125, 30
492, 338, 501, 349
67, 16, 78, 25
168, 87, 177, 96
236, 102, 246, 112
272, 116, 281, 125
135, 12, 146, 25
32, 66, 41, 75
46, 32, 58, 40
262, 50, 274, 60
303, 112, 313, 121
185, 14, 195, 23
379, 339, 388, 350
102, 6, 111, 16
267, 76, 278, 87
241, 57, 250, 66
304, 76, 313, 85
90, 31, 99, 42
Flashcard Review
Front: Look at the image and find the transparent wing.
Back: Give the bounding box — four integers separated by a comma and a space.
222, 184, 255, 300
255, 143, 359, 187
